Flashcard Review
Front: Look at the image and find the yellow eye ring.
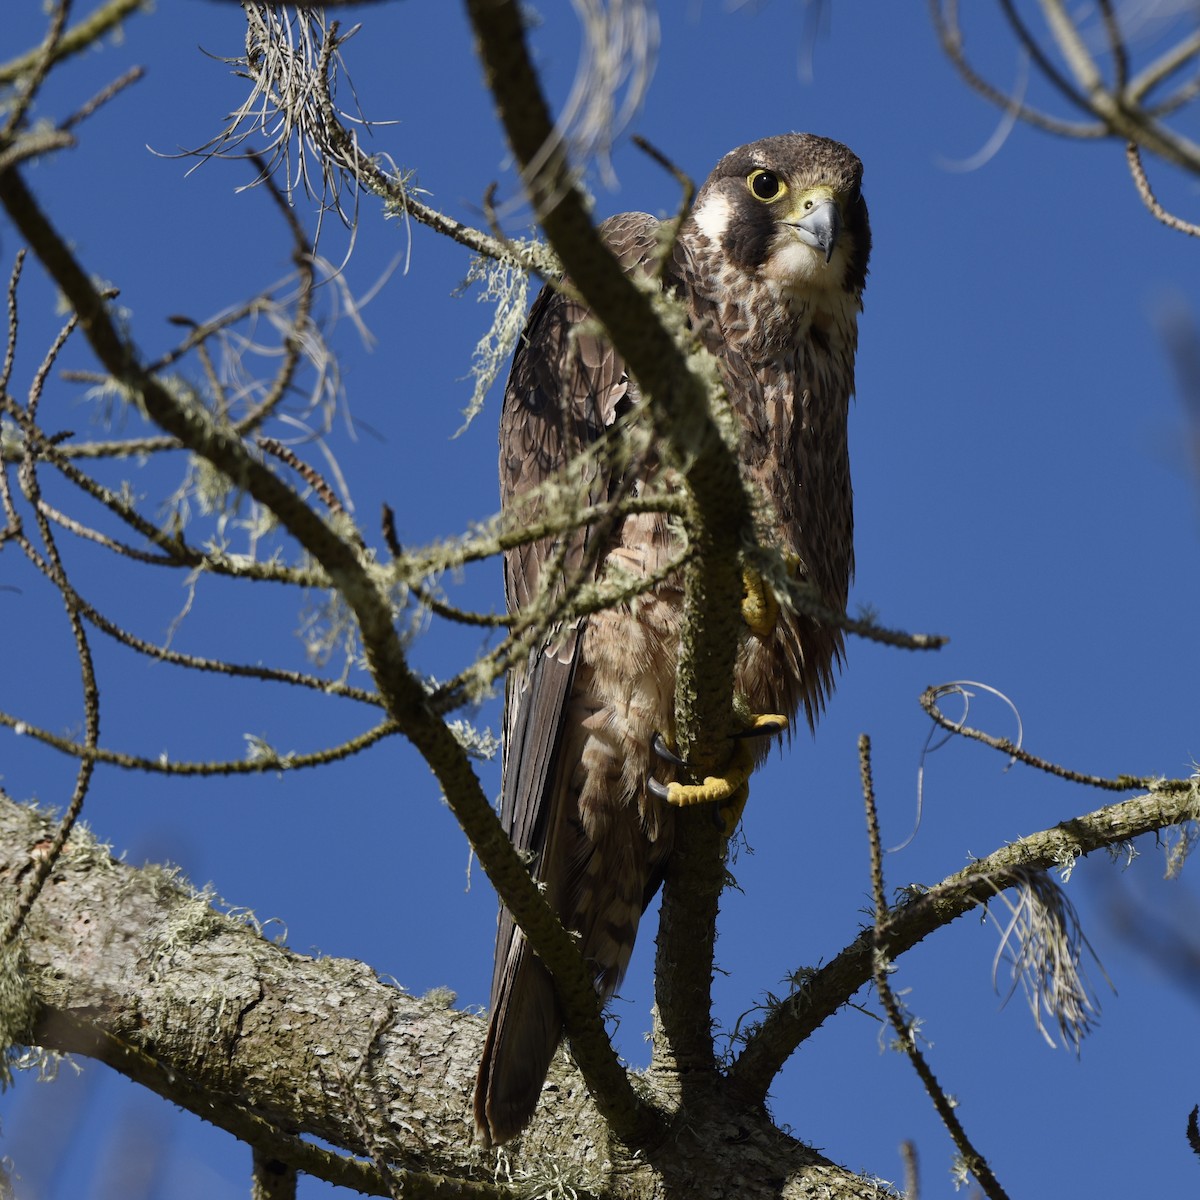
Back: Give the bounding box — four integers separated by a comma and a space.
747, 169, 787, 203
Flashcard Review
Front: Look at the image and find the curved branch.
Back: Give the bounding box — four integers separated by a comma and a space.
1124, 141, 1200, 239
1129, 31, 1200, 105
932, 0, 1200, 173
0, 313, 100, 946
920, 682, 1193, 790
0, 708, 400, 775
929, 0, 1107, 139
727, 778, 1199, 1102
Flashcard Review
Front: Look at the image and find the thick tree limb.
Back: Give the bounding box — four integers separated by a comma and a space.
0, 793, 601, 1194
0, 791, 910, 1200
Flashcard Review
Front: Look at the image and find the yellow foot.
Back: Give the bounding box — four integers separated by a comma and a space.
735, 713, 789, 738
648, 715, 788, 836
742, 554, 802, 640
741, 567, 778, 640
655, 739, 754, 809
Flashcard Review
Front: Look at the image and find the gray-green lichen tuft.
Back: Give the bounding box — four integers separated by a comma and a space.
0, 924, 38, 1089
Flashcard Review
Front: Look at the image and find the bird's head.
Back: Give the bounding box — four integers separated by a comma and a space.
690, 133, 871, 300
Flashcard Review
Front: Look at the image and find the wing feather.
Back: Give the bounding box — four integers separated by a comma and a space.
477, 213, 666, 1146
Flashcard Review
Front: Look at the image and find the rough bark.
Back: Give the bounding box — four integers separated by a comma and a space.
0, 792, 893, 1198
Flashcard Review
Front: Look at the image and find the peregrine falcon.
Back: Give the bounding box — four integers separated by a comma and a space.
475, 133, 871, 1147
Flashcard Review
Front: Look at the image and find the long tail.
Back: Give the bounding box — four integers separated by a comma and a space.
473, 932, 562, 1147
474, 813, 661, 1145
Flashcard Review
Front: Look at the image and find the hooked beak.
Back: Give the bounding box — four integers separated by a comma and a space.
791, 198, 841, 264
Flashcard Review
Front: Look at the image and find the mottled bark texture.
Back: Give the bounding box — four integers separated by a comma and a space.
0, 793, 892, 1199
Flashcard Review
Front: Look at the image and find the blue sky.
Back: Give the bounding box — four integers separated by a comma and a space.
3, 2, 1199, 1196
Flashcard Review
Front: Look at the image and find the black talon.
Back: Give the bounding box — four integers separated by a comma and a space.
647, 776, 672, 802
651, 731, 686, 767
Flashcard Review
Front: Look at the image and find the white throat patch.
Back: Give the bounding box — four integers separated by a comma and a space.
692, 191, 732, 243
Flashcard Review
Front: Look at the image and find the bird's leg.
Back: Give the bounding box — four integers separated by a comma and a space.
648, 552, 798, 831
741, 551, 803, 640
741, 566, 779, 640
648, 715, 788, 835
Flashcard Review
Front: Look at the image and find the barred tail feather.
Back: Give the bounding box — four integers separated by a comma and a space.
474, 936, 562, 1148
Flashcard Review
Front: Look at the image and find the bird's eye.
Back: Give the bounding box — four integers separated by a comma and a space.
747, 169, 785, 202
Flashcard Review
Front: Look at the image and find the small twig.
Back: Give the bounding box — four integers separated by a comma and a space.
479, 181, 556, 281
929, 0, 1106, 139
0, 129, 76, 175
430, 543, 694, 713
28, 312, 77, 424
861, 735, 1011, 1200
404, 487, 686, 579
631, 134, 694, 282
1096, 0, 1128, 93
66, 581, 382, 705
920, 682, 1181, 791
0, 0, 71, 145
1, 251, 25, 397
787, 584, 945, 652
1125, 141, 1200, 238
233, 153, 318, 439
380, 503, 401, 559
1146, 73, 1200, 121
0, 708, 400, 776
35, 499, 177, 566
1128, 31, 1200, 105
1001, 0, 1095, 115
2, 396, 100, 949
61, 64, 145, 131
29, 439, 328, 586
0, 0, 143, 86
258, 436, 346, 517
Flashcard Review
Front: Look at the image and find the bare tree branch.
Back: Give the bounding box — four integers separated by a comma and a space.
931, 0, 1200, 177
861, 734, 1010, 1200
727, 777, 1199, 1102
1125, 140, 1200, 238
0, 0, 145, 86
0, 147, 637, 1163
